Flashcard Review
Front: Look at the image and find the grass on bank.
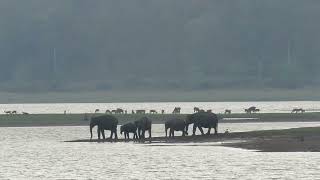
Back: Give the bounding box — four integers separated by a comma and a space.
0, 112, 320, 127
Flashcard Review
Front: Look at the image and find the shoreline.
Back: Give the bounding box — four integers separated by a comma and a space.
66, 126, 320, 152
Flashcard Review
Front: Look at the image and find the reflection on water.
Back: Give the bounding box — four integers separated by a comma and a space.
1, 122, 320, 179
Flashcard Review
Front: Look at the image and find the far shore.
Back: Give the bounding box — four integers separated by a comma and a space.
66, 126, 320, 152
0, 112, 319, 127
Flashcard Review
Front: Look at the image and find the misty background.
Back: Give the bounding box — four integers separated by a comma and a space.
0, 0, 319, 94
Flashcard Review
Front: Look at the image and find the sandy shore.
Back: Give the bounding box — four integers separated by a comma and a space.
66, 127, 320, 152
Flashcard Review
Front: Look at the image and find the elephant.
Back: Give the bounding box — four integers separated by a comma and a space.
134, 117, 152, 139
165, 118, 187, 137
186, 112, 219, 136
120, 122, 138, 139
90, 115, 118, 140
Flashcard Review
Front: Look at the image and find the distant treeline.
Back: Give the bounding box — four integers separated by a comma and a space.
0, 1, 320, 92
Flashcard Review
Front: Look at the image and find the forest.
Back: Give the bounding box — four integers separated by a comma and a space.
0, 0, 319, 92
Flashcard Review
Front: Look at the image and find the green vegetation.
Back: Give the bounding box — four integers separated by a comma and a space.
1, 112, 320, 127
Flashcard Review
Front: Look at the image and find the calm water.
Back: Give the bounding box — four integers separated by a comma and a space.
1, 101, 320, 114
1, 122, 320, 179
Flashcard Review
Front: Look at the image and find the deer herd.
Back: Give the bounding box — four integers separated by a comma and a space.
1, 106, 307, 115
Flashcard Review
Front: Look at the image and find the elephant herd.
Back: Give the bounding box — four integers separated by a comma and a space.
90, 112, 219, 140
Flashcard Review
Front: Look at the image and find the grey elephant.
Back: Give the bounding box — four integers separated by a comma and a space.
186, 112, 218, 136
90, 115, 118, 140
165, 118, 187, 137
120, 122, 138, 139
134, 117, 152, 139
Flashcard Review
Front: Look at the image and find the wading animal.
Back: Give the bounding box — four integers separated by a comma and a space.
186, 112, 219, 136
194, 107, 200, 113
225, 109, 231, 114
94, 109, 100, 113
90, 115, 118, 140
291, 108, 305, 113
136, 110, 146, 114
115, 108, 124, 114
149, 110, 157, 114
165, 118, 187, 137
120, 122, 138, 139
172, 107, 181, 114
245, 106, 257, 113
134, 117, 152, 139
252, 108, 260, 113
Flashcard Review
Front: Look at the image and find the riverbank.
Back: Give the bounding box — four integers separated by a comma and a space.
221, 126, 320, 152
0, 112, 319, 127
66, 127, 320, 152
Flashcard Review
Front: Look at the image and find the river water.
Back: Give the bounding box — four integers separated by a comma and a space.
1, 101, 320, 114
1, 122, 320, 179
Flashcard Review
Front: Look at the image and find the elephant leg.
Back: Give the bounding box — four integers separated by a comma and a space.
213, 124, 218, 135
137, 129, 141, 139
148, 129, 151, 139
192, 124, 197, 136
169, 129, 172, 137
198, 127, 204, 135
165, 128, 168, 137
142, 130, 145, 139
172, 130, 175, 137
206, 127, 211, 135
185, 126, 188, 136
182, 130, 185, 136
114, 129, 118, 140
102, 130, 106, 140
98, 127, 101, 140
127, 133, 130, 139
110, 130, 113, 139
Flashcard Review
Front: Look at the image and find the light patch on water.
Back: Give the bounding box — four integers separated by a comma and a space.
1, 123, 320, 179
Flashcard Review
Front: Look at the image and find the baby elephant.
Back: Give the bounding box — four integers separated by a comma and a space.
120, 122, 138, 139
165, 118, 187, 137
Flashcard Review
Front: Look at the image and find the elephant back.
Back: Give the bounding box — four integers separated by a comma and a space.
165, 118, 186, 130
122, 122, 137, 131
188, 112, 218, 127
135, 117, 152, 130
92, 114, 118, 128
